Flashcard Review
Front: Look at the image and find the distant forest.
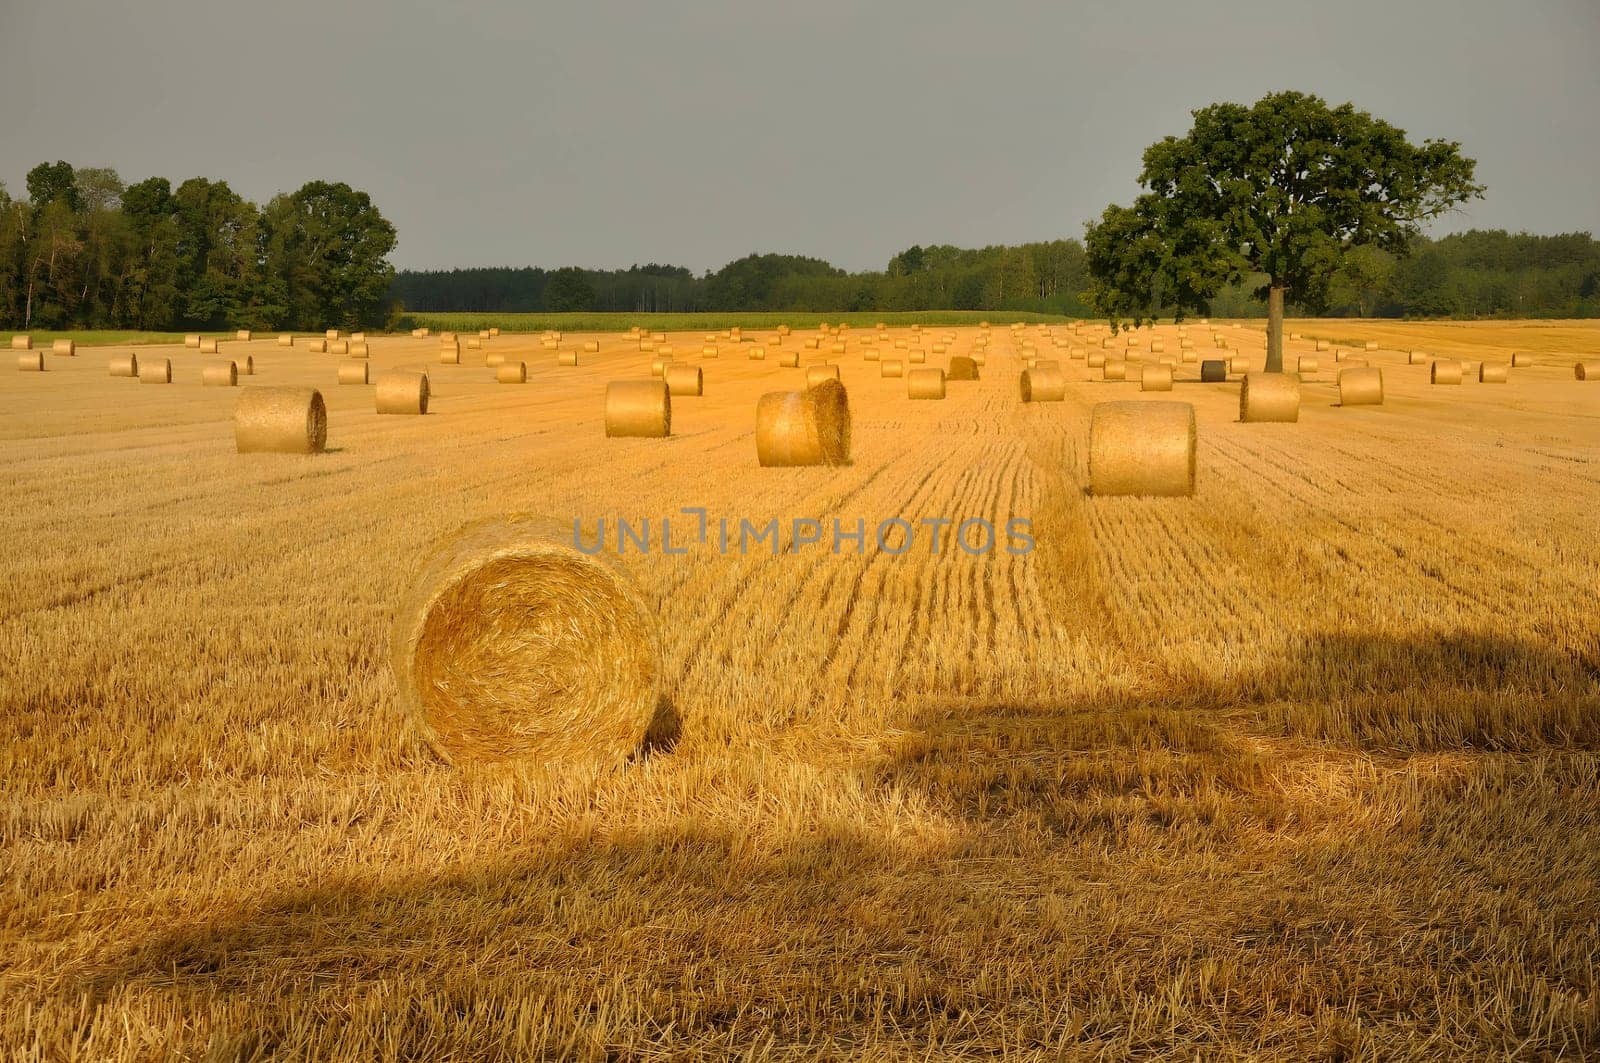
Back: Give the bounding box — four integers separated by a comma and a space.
393, 230, 1600, 320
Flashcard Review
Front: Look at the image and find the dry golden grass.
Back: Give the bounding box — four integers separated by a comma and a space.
2, 320, 1598, 1060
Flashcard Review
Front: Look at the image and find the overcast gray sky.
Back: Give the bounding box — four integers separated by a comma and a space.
2, 0, 1596, 274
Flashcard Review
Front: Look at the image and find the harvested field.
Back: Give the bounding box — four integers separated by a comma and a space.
1, 320, 1598, 1060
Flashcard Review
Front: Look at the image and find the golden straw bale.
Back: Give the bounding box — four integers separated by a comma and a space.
1141, 364, 1174, 392
52, 339, 75, 356
804, 338, 819, 349
1365, 340, 1378, 350
583, 340, 600, 353
1512, 353, 1535, 367
1575, 361, 1600, 380
1339, 367, 1384, 406
139, 358, 171, 383
1088, 352, 1107, 369
376, 370, 430, 414
237, 353, 254, 375
308, 339, 327, 353
183, 334, 201, 348
1297, 357, 1319, 374
17, 352, 44, 371
200, 339, 220, 354
908, 348, 927, 364
1479, 361, 1509, 383
478, 329, 492, 339
234, 386, 326, 454
439, 342, 460, 365
779, 351, 801, 368
10, 335, 31, 350
489, 328, 500, 337
832, 342, 846, 354
326, 329, 341, 341
881, 359, 904, 378
756, 379, 851, 467
664, 364, 704, 396
748, 346, 766, 360
109, 353, 138, 377
1315, 339, 1331, 352
541, 339, 558, 350
947, 356, 979, 381
203, 361, 237, 387
640, 341, 657, 353
235, 330, 251, 341
486, 352, 506, 367
467, 337, 483, 350
1431, 360, 1463, 385
702, 346, 718, 358
558, 351, 579, 366
338, 361, 369, 385
605, 380, 671, 437
278, 333, 294, 347
805, 364, 841, 387
1019, 366, 1066, 402
1409, 350, 1428, 365
1089, 401, 1196, 497
497, 361, 527, 383
1240, 372, 1300, 422
329, 340, 349, 356
650, 356, 673, 377
1200, 359, 1226, 382
907, 367, 946, 399
651, 332, 665, 343
389, 517, 660, 765
1103, 360, 1127, 381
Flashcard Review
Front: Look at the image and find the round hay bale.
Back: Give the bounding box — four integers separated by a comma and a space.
832, 342, 847, 355
1200, 359, 1227, 382
438, 342, 460, 365
203, 361, 238, 387
893, 339, 907, 350
748, 346, 766, 360
1088, 352, 1107, 369
664, 364, 704, 396
184, 334, 201, 348
755, 380, 851, 467
702, 345, 719, 358
467, 337, 483, 350
804, 338, 820, 350
779, 351, 801, 368
1150, 341, 1165, 354
1089, 401, 1196, 497
1315, 339, 1331, 352
805, 364, 841, 387
1364, 340, 1378, 351
649, 356, 673, 377
1297, 357, 1319, 374
478, 329, 492, 339
236, 354, 254, 376
1338, 367, 1384, 406
338, 361, 369, 385
109, 353, 138, 377
1103, 360, 1127, 381
605, 380, 671, 438
907, 367, 946, 399
908, 348, 927, 364
639, 341, 656, 353
931, 343, 947, 355
497, 361, 527, 384
1020, 366, 1066, 402
321, 340, 345, 356
1479, 361, 1509, 383
17, 352, 44, 372
1576, 361, 1600, 381
947, 355, 979, 381
326, 329, 342, 341
52, 339, 75, 356
1229, 356, 1250, 374
200, 339, 220, 354
235, 330, 252, 342
1408, 350, 1428, 365
308, 339, 327, 354
234, 387, 326, 454
1141, 364, 1174, 392
139, 358, 171, 384
583, 340, 600, 353
487, 352, 507, 367
881, 359, 905, 378
489, 327, 500, 338
659, 344, 675, 356
558, 350, 579, 366
1240, 372, 1300, 422
349, 342, 370, 358
1512, 353, 1535, 367
376, 370, 429, 414
1431, 360, 1463, 385
9, 335, 30, 350
390, 519, 660, 766
278, 333, 294, 347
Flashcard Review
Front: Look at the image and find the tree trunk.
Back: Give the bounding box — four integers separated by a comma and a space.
1265, 285, 1286, 373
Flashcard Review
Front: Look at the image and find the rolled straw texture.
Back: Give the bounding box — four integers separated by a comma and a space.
755, 379, 851, 467
234, 386, 327, 454
1089, 401, 1196, 497
376, 370, 430, 414
605, 380, 671, 438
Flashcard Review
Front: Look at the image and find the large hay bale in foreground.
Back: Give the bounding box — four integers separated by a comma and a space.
1576, 361, 1600, 380
1240, 372, 1300, 422
52, 339, 75, 356
497, 361, 528, 384
1140, 364, 1174, 392
1431, 360, 1463, 385
907, 367, 946, 399
881, 359, 905, 378
805, 364, 840, 387
1200, 359, 1227, 382
1089, 401, 1196, 497
389, 518, 661, 765
17, 352, 44, 371
1020, 366, 1065, 402
139, 358, 172, 383
376, 370, 429, 414
202, 361, 238, 387
109, 353, 138, 377
338, 361, 369, 385
755, 379, 851, 467
605, 380, 671, 438
1479, 361, 1509, 383
665, 364, 704, 396
948, 356, 979, 381
235, 387, 327, 454
1339, 367, 1384, 406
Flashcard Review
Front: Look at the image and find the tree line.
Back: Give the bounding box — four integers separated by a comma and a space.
393, 232, 1600, 321
0, 161, 398, 331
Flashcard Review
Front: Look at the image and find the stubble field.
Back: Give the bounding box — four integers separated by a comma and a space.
2, 319, 1598, 1060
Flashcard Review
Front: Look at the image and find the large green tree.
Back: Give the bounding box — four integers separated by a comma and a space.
261, 181, 397, 329
1085, 91, 1483, 371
